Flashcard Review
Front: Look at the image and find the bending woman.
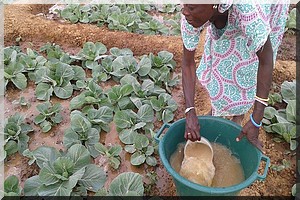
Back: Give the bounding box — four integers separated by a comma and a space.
181, 2, 289, 150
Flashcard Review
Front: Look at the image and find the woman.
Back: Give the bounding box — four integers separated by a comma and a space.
181, 1, 289, 151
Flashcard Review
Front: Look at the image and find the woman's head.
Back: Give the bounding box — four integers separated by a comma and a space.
181, 4, 218, 28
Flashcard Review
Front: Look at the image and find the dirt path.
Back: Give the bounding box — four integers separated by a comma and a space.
4, 4, 297, 196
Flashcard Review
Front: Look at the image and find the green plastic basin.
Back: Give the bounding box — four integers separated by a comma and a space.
155, 116, 270, 196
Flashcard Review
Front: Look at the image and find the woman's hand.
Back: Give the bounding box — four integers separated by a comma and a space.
236, 120, 264, 153
185, 109, 201, 141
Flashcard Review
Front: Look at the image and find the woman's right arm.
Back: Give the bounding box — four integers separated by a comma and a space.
181, 14, 202, 141
182, 46, 200, 141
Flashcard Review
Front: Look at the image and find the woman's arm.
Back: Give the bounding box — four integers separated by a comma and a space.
182, 45, 196, 109
236, 35, 273, 152
182, 45, 200, 141
180, 13, 205, 141
253, 36, 274, 122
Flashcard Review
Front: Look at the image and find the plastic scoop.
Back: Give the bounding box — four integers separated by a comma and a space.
181, 137, 215, 186
183, 137, 214, 161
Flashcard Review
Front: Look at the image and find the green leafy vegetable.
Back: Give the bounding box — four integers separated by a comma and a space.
285, 8, 299, 31
23, 144, 106, 196
125, 134, 157, 166
281, 80, 296, 102
71, 42, 107, 69
4, 113, 33, 158
108, 172, 144, 196
58, 4, 182, 36
40, 42, 74, 64
94, 143, 122, 169
108, 12, 140, 33
4, 175, 22, 196
268, 92, 282, 106
63, 112, 101, 158
138, 19, 169, 35
263, 80, 297, 150
155, 4, 181, 13
114, 105, 154, 131
70, 80, 111, 110
107, 84, 135, 111
4, 48, 27, 90
34, 61, 75, 100
34, 102, 63, 133
150, 93, 178, 123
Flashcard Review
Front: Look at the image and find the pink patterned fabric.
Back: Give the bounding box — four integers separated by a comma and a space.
181, 3, 289, 116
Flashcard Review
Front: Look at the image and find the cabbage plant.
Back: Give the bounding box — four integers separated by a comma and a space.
70, 42, 107, 69
34, 102, 63, 133
4, 175, 22, 196
23, 144, 106, 196
63, 112, 101, 158
4, 49, 27, 90
95, 172, 144, 196
138, 19, 169, 35
70, 80, 111, 110
39, 42, 73, 64
4, 113, 33, 158
285, 8, 299, 31
95, 143, 122, 169
263, 80, 297, 150
34, 61, 75, 100
124, 134, 157, 166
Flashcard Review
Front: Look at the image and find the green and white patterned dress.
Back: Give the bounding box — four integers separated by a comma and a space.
181, 3, 289, 116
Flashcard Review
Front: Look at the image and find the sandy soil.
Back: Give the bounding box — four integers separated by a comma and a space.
3, 4, 297, 196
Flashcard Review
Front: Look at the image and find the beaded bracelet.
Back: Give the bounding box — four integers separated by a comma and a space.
250, 113, 262, 128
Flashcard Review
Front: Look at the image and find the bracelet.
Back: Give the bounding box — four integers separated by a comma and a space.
250, 113, 262, 128
255, 95, 269, 102
185, 107, 195, 114
255, 98, 268, 106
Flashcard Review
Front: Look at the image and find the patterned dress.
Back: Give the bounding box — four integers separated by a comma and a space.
181, 3, 289, 116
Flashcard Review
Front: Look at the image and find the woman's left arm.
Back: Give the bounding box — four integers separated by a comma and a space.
253, 36, 273, 123
236, 36, 273, 152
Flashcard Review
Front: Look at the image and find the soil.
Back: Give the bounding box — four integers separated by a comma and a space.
3, 4, 297, 196
277, 33, 296, 61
